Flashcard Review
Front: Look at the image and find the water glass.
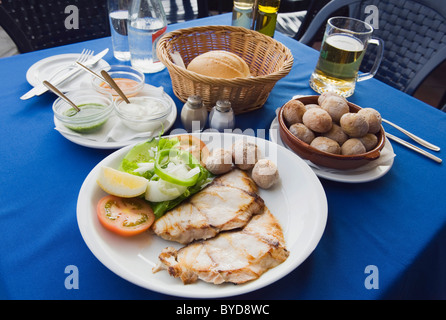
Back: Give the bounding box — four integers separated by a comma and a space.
108, 0, 131, 61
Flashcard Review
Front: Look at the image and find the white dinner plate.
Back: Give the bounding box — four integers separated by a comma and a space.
77, 132, 328, 298
26, 53, 109, 92
54, 86, 177, 149
269, 116, 394, 183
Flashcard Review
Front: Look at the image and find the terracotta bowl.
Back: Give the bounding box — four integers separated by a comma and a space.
278, 95, 386, 170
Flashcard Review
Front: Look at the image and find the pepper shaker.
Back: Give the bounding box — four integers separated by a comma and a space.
180, 95, 208, 132
209, 100, 235, 132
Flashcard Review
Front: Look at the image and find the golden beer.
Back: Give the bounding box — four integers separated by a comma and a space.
310, 33, 366, 96
309, 17, 383, 97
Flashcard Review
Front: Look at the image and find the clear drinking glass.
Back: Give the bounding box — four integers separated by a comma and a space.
231, 0, 255, 29
309, 16, 384, 97
128, 0, 167, 73
108, 0, 131, 61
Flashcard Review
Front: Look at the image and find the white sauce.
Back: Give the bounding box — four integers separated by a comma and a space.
116, 96, 169, 132
117, 97, 168, 118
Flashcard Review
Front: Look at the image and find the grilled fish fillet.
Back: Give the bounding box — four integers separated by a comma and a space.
153, 207, 289, 284
151, 169, 264, 244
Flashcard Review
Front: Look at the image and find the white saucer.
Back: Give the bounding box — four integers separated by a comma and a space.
269, 116, 394, 183
26, 53, 109, 92
54, 85, 177, 149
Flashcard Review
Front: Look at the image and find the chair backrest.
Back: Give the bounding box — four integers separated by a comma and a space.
0, 0, 110, 53
298, 0, 446, 95
0, 0, 209, 54
163, 0, 209, 24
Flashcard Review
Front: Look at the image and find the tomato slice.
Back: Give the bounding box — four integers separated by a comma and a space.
97, 195, 155, 237
175, 134, 210, 166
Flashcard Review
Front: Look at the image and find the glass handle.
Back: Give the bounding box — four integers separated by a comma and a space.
357, 37, 384, 82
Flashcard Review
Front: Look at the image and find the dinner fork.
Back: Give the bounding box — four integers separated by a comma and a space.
47, 49, 94, 82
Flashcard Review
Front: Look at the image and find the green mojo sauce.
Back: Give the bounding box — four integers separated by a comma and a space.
63, 103, 108, 133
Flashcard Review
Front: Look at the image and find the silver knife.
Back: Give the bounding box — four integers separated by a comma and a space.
20, 48, 109, 100
386, 132, 442, 164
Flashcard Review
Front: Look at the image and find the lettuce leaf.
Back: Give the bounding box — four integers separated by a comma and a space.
118, 137, 213, 219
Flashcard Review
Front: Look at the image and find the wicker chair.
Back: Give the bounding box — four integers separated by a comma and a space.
298, 0, 446, 99
0, 0, 110, 53
0, 0, 209, 54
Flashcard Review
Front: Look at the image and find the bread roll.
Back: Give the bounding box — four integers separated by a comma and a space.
187, 50, 250, 79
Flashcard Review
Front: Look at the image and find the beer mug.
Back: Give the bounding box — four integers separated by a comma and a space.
309, 17, 384, 97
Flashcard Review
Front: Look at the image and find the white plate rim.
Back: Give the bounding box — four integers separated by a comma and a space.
269, 116, 394, 183
26, 53, 110, 91
54, 89, 177, 149
76, 132, 328, 298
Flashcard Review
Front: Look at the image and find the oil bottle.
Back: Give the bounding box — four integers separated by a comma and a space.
253, 0, 281, 37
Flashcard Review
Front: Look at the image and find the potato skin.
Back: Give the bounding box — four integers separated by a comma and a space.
289, 123, 315, 144
302, 108, 333, 133
310, 137, 341, 154
340, 113, 369, 138
283, 100, 306, 126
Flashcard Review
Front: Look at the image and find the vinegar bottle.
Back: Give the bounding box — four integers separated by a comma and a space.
254, 0, 281, 37
231, 0, 255, 29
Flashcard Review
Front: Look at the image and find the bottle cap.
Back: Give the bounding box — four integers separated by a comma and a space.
216, 99, 232, 112
187, 95, 203, 109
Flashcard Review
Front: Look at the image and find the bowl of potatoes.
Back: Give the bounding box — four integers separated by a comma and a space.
278, 93, 386, 170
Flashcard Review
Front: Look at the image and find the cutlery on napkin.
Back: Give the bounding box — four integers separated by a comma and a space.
20, 49, 109, 100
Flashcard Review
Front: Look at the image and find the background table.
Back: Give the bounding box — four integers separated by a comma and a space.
1, 14, 445, 300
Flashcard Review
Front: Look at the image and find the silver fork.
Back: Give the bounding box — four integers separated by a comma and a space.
47, 49, 94, 81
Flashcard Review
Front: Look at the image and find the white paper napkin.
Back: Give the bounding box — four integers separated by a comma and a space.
54, 84, 166, 142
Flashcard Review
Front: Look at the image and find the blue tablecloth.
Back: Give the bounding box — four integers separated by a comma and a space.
1, 13, 445, 300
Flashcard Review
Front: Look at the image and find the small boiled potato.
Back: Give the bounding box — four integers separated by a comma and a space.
232, 139, 261, 170
321, 95, 349, 123
322, 123, 348, 145
302, 108, 333, 133
289, 123, 315, 144
251, 159, 279, 189
341, 138, 366, 155
358, 108, 382, 134
283, 99, 306, 125
340, 113, 369, 138
304, 103, 321, 111
310, 136, 341, 154
205, 148, 233, 175
358, 133, 378, 151
318, 92, 346, 105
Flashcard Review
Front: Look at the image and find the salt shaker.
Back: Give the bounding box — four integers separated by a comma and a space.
180, 95, 208, 132
209, 100, 235, 132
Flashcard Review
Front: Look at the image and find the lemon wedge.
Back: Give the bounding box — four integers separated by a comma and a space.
97, 166, 148, 198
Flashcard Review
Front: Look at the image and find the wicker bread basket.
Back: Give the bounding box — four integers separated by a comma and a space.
157, 26, 294, 114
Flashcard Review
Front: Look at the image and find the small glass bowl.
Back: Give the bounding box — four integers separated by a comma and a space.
53, 89, 114, 133
114, 94, 172, 132
91, 65, 145, 97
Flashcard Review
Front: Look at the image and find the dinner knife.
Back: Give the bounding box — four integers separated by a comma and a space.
385, 132, 442, 164
20, 48, 109, 100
